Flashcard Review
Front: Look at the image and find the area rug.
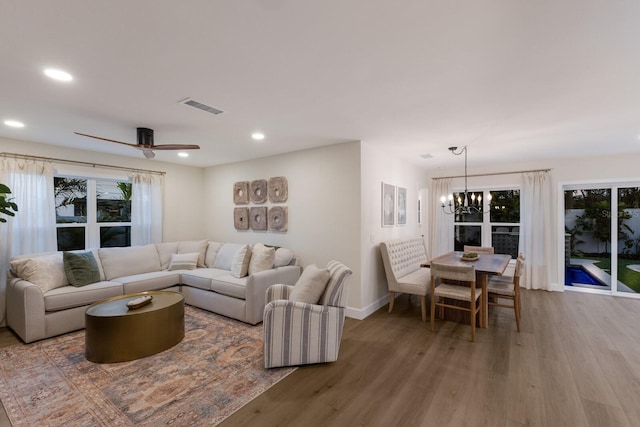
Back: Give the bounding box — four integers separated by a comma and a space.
0, 306, 296, 426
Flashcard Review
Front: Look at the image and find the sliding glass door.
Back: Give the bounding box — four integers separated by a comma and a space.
563, 183, 640, 296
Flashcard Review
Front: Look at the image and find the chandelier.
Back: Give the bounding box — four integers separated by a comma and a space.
440, 146, 491, 215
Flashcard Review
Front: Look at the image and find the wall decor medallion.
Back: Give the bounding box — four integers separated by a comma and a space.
268, 176, 288, 203
268, 206, 288, 232
249, 207, 268, 230
233, 207, 250, 230
233, 181, 249, 204
250, 180, 268, 204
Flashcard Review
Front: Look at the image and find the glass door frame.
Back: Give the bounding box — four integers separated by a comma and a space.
560, 179, 640, 300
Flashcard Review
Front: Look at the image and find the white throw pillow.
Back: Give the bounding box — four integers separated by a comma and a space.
214, 243, 244, 270
273, 247, 295, 267
177, 240, 208, 267
168, 252, 199, 271
289, 264, 330, 304
248, 243, 276, 275
205, 241, 224, 268
10, 253, 69, 293
231, 244, 252, 278
155, 242, 179, 270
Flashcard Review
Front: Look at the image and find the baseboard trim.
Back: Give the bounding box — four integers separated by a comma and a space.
345, 293, 391, 320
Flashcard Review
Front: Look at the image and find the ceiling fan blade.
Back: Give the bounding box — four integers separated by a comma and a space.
149, 144, 200, 150
74, 132, 140, 148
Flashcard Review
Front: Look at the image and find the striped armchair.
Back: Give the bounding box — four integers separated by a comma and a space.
263, 260, 353, 368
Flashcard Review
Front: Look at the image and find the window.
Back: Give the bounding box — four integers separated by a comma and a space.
453, 189, 520, 257
55, 177, 132, 251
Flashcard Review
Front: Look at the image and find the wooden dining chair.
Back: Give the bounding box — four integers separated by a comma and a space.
430, 262, 482, 342
463, 245, 494, 254
487, 254, 524, 332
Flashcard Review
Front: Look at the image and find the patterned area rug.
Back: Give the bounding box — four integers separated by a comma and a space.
0, 306, 295, 426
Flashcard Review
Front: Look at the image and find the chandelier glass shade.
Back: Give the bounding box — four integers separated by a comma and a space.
440, 146, 491, 215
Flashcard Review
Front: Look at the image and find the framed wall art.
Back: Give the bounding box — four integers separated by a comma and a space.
397, 186, 407, 226
382, 182, 395, 227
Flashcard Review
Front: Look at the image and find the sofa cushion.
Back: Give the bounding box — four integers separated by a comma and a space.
44, 281, 123, 312
205, 241, 224, 268
290, 265, 330, 304
99, 245, 162, 280
156, 242, 179, 270
10, 253, 68, 293
214, 243, 243, 270
231, 244, 252, 278
274, 247, 295, 267
168, 252, 199, 271
249, 243, 275, 275
181, 268, 230, 291
63, 251, 101, 287
112, 271, 182, 294
210, 275, 248, 299
178, 240, 208, 268
394, 268, 431, 296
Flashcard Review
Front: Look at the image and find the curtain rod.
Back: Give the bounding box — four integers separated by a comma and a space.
433, 168, 551, 180
0, 152, 166, 176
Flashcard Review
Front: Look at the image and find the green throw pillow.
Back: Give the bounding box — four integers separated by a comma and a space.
63, 251, 100, 287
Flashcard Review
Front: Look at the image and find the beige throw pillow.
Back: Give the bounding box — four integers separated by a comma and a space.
168, 252, 199, 271
289, 265, 330, 304
10, 253, 69, 293
248, 243, 276, 275
231, 244, 252, 278
273, 247, 295, 267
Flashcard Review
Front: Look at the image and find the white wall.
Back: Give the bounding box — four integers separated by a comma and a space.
360, 142, 430, 317
427, 151, 640, 287
203, 141, 363, 309
0, 137, 206, 242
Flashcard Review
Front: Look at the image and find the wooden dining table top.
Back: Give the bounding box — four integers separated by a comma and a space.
423, 251, 511, 276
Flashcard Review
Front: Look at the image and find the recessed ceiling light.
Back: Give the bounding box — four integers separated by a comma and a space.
44, 68, 73, 82
252, 132, 265, 141
4, 120, 25, 128
177, 152, 189, 158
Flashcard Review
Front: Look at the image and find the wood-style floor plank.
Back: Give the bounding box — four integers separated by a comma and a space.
2, 290, 640, 427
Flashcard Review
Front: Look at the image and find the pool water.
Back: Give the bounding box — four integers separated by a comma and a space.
565, 266, 605, 286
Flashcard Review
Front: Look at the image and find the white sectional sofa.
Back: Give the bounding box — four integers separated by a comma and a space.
7, 240, 301, 343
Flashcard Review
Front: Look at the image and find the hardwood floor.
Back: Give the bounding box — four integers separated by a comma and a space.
1, 290, 639, 426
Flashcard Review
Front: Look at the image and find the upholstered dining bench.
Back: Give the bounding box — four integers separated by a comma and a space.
380, 237, 431, 321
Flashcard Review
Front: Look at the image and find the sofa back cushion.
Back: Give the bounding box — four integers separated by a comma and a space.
273, 247, 295, 267
10, 253, 69, 293
205, 241, 224, 268
156, 242, 179, 270
177, 240, 208, 268
99, 244, 162, 280
214, 243, 243, 270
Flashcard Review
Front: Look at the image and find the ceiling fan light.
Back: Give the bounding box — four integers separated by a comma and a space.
178, 152, 189, 158
252, 132, 265, 141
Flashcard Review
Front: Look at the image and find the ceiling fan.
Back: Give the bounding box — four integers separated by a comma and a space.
74, 127, 200, 159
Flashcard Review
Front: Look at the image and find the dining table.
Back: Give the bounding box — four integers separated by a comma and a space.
423, 251, 511, 328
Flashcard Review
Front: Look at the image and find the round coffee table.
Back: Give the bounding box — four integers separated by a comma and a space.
85, 290, 185, 363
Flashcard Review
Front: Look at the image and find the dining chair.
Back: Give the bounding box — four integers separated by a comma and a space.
487, 254, 524, 332
430, 262, 482, 342
463, 245, 494, 254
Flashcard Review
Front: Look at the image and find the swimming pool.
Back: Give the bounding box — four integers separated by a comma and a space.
565, 265, 606, 286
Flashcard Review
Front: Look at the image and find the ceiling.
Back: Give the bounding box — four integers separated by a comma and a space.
1, 1, 639, 170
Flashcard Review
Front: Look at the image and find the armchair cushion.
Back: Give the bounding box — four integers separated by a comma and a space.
289, 265, 330, 304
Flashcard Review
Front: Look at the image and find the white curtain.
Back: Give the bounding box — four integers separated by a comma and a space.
0, 158, 57, 325
131, 172, 163, 245
519, 171, 556, 290
429, 178, 454, 259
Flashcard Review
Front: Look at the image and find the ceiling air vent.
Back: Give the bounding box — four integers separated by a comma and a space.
179, 98, 224, 115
